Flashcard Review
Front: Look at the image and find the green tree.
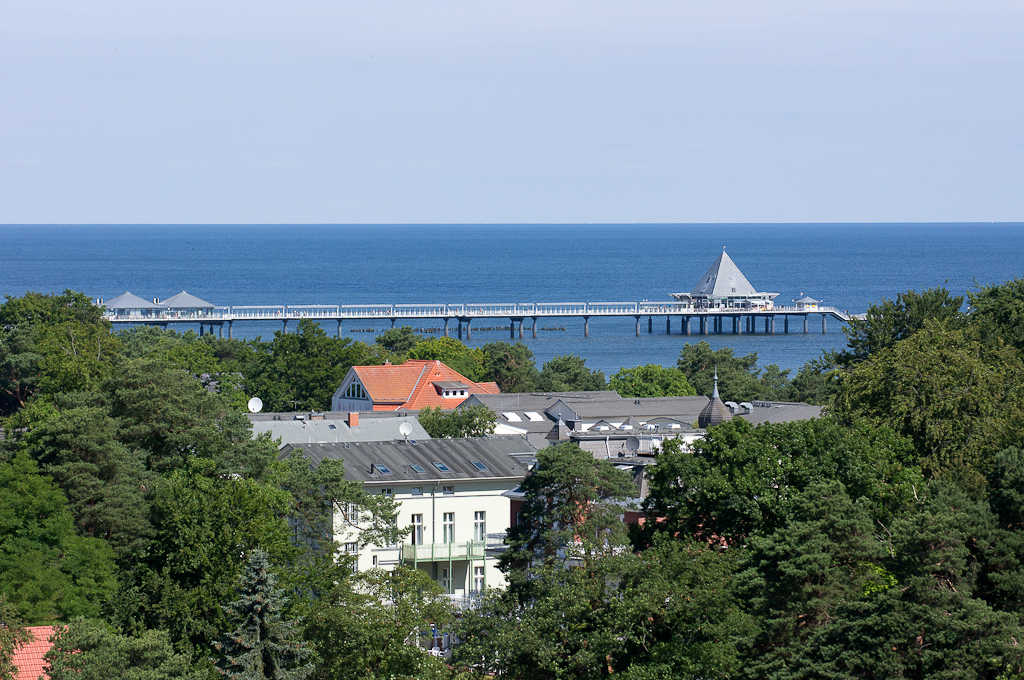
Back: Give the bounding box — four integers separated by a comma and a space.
831, 321, 1024, 491
502, 442, 635, 580
641, 417, 922, 547
45, 618, 202, 680
116, 325, 185, 359
304, 567, 454, 680
676, 342, 765, 401
836, 285, 966, 366
968, 276, 1024, 351
374, 326, 423, 355
480, 342, 539, 393
406, 337, 486, 381
0, 453, 116, 623
0, 290, 104, 328
609, 363, 696, 398
213, 550, 313, 680
14, 393, 153, 562
418, 404, 496, 438
781, 355, 839, 405
0, 595, 32, 680
121, 458, 294, 653
536, 354, 605, 392
793, 482, 1024, 680
734, 482, 889, 678
247, 321, 380, 412
0, 325, 42, 416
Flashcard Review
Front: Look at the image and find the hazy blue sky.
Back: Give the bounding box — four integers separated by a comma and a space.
1, 1, 1021, 223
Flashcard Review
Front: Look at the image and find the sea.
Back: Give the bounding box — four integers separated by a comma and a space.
1, 223, 1022, 378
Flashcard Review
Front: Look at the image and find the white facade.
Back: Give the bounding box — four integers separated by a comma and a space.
336, 478, 517, 600
332, 373, 373, 412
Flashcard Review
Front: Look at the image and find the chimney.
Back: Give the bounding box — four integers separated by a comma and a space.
348, 412, 359, 427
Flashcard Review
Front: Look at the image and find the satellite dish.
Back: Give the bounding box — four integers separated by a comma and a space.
625, 436, 640, 453
247, 397, 263, 413
399, 422, 413, 439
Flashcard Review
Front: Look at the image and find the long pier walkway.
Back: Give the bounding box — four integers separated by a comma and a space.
103, 301, 860, 340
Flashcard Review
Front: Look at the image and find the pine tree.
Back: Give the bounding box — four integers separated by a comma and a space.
213, 550, 312, 680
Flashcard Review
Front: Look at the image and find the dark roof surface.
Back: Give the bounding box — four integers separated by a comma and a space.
737, 402, 822, 426
280, 435, 535, 482
159, 291, 215, 308
698, 397, 734, 428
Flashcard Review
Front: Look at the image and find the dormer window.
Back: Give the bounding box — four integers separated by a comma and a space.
435, 380, 470, 399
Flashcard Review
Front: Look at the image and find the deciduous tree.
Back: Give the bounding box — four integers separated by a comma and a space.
608, 363, 694, 398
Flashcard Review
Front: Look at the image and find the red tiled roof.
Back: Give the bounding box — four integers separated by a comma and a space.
13, 626, 56, 680
352, 360, 499, 411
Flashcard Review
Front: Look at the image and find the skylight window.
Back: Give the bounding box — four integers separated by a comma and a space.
470, 461, 488, 471
432, 462, 451, 473
502, 412, 522, 422
410, 464, 426, 474
374, 464, 393, 475
524, 412, 544, 422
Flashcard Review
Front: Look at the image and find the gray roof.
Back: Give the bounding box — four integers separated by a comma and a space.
794, 296, 821, 303
690, 249, 758, 297
159, 291, 215, 309
104, 291, 160, 310
463, 391, 623, 413
564, 396, 709, 420
279, 435, 535, 482
736, 402, 822, 426
249, 411, 429, 445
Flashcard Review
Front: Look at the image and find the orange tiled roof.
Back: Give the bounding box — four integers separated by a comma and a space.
352, 360, 499, 411
13, 626, 56, 680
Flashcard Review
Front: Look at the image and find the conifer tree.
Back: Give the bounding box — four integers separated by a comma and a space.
213, 550, 312, 680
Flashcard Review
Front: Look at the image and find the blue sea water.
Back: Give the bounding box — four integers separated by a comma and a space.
1, 223, 1022, 378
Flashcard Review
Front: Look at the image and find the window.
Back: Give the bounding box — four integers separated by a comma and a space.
443, 513, 455, 543
524, 411, 544, 422
343, 382, 368, 400
372, 555, 378, 568
374, 464, 393, 475
432, 462, 451, 473
410, 464, 426, 474
474, 566, 485, 592
381, 488, 393, 497
328, 423, 337, 429
344, 542, 358, 554
411, 487, 422, 496
411, 514, 423, 545
474, 511, 486, 542
340, 502, 360, 524
441, 567, 450, 592
470, 460, 488, 471
442, 485, 454, 495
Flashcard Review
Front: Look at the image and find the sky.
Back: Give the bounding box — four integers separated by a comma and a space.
1, 0, 1022, 224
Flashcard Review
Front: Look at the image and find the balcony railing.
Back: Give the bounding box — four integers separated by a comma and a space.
401, 541, 486, 563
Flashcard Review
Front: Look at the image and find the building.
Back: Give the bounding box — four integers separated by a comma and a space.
461, 391, 710, 451
101, 291, 163, 318
670, 247, 779, 310
279, 436, 536, 607
248, 409, 430, 446
331, 360, 499, 412
12, 626, 55, 680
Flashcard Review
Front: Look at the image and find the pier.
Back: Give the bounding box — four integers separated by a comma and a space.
101, 300, 857, 339
98, 251, 861, 340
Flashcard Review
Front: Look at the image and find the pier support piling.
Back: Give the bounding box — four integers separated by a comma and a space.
282, 320, 287, 334
822, 315, 827, 334
733, 316, 739, 334
648, 316, 653, 334
532, 317, 538, 338
466, 320, 472, 340
228, 321, 234, 339
457, 320, 463, 340
784, 316, 789, 333
390, 318, 396, 328
684, 316, 691, 335
584, 316, 590, 338
666, 317, 672, 334
510, 319, 516, 339
635, 316, 641, 337
443, 319, 449, 337
804, 316, 809, 333
518, 319, 524, 339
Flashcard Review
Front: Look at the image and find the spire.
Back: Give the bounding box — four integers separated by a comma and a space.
712, 366, 720, 400
698, 365, 733, 429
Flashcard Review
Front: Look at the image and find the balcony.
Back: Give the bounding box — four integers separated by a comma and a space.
401, 541, 486, 563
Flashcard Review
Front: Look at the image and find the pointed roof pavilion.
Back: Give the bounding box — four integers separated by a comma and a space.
671, 247, 779, 306
159, 291, 215, 310
103, 291, 160, 311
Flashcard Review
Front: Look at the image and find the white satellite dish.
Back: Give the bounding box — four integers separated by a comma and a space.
399, 422, 413, 439
625, 436, 640, 453
247, 397, 264, 413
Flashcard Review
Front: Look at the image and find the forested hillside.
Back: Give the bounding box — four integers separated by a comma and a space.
1, 278, 1023, 678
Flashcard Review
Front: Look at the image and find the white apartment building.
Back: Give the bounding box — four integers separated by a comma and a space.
279, 436, 535, 606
